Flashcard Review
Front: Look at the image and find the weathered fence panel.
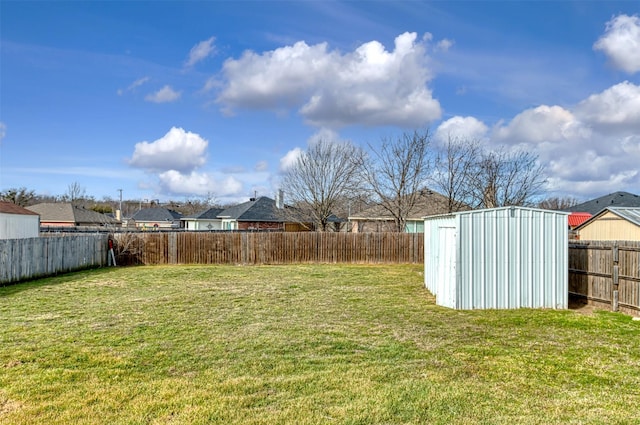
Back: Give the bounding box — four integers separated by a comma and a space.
0, 235, 109, 284
113, 232, 424, 266
569, 241, 640, 316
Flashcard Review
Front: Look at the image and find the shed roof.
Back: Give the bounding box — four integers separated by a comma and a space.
575, 207, 640, 230
567, 191, 640, 216
0, 201, 39, 216
424, 205, 570, 221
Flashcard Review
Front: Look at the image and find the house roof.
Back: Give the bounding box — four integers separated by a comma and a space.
132, 207, 182, 222
182, 207, 225, 220
567, 191, 640, 216
26, 203, 119, 224
575, 207, 640, 230
0, 201, 39, 216
350, 190, 452, 221
568, 212, 592, 228
218, 197, 286, 222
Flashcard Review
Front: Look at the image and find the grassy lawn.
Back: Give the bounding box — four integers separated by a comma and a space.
1, 264, 640, 424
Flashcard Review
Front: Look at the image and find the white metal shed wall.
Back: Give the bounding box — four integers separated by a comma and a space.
0, 212, 40, 239
425, 207, 568, 310
424, 214, 457, 308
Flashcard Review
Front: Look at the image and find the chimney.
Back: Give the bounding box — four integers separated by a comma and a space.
276, 189, 284, 209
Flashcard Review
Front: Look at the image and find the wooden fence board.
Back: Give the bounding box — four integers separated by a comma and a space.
112, 231, 424, 266
0, 235, 108, 284
569, 241, 640, 315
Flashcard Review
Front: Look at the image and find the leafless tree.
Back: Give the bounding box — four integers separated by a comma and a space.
470, 147, 546, 208
0, 187, 36, 206
62, 181, 87, 205
538, 196, 579, 210
430, 136, 481, 213
281, 139, 364, 231
360, 130, 432, 232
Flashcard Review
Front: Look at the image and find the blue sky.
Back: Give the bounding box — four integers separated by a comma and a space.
1, 1, 639, 205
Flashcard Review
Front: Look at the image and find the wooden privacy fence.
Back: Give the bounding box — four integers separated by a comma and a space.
113, 232, 424, 265
569, 241, 640, 316
0, 234, 109, 285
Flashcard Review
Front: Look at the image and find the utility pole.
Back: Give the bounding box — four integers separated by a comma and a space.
117, 189, 123, 214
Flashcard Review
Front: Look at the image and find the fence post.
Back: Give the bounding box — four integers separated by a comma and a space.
612, 242, 619, 312
169, 232, 178, 264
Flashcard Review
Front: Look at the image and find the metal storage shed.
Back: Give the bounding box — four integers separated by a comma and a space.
0, 201, 40, 239
424, 206, 569, 310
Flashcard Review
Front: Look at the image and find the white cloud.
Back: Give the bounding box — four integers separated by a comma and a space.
546, 169, 638, 197
594, 14, 640, 74
435, 39, 454, 52
486, 83, 640, 198
217, 41, 332, 110
574, 81, 640, 131
278, 129, 348, 173
145, 85, 182, 103
129, 127, 208, 173
307, 128, 341, 145
118, 76, 150, 96
435, 116, 488, 143
216, 32, 441, 128
158, 170, 243, 197
185, 37, 216, 68
492, 105, 591, 145
255, 161, 268, 172
279, 147, 303, 172
203, 76, 222, 92
128, 128, 277, 201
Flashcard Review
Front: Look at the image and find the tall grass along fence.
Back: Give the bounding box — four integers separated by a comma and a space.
113, 231, 424, 266
569, 240, 640, 316
0, 234, 108, 285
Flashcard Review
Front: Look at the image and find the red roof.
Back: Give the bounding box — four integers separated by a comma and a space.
0, 201, 39, 216
568, 212, 591, 228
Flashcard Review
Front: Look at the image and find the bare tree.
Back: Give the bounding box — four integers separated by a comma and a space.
281, 139, 364, 231
431, 137, 480, 213
0, 187, 36, 206
538, 196, 579, 210
63, 181, 87, 205
360, 130, 432, 232
203, 191, 219, 207
470, 147, 546, 208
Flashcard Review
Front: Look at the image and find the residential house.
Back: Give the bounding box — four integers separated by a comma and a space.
0, 201, 40, 239
574, 207, 640, 241
130, 207, 183, 229
567, 191, 640, 216
181, 207, 225, 231
217, 196, 312, 231
349, 190, 453, 233
568, 212, 592, 240
26, 203, 120, 228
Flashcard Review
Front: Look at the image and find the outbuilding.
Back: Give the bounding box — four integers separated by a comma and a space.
574, 207, 640, 241
424, 206, 569, 310
0, 201, 40, 239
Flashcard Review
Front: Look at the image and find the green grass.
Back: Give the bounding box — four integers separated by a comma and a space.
1, 264, 640, 424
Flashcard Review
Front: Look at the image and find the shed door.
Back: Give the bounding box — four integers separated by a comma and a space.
438, 226, 457, 308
